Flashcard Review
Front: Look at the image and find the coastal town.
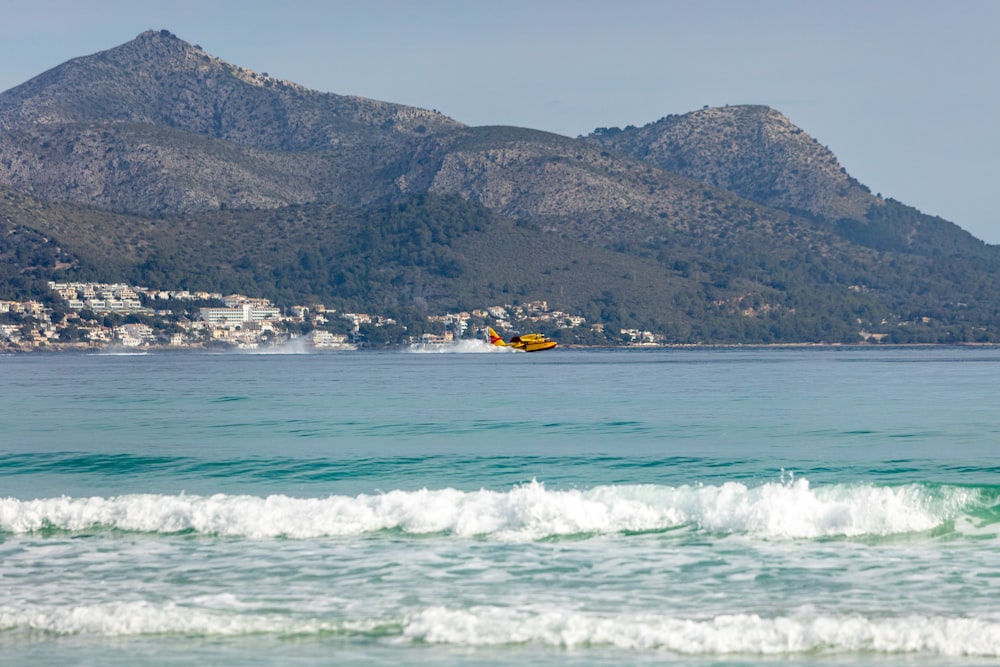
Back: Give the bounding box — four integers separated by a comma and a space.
0, 281, 664, 352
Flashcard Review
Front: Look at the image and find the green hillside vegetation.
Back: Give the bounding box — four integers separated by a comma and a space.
4, 188, 999, 344
0, 223, 74, 304
3, 32, 1000, 346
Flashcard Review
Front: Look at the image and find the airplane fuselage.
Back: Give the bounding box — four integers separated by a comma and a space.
488, 327, 557, 352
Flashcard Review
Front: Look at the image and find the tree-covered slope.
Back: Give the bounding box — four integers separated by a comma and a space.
3, 32, 1000, 345
4, 188, 999, 344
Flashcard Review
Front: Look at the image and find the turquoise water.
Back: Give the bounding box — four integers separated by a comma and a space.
1, 346, 998, 666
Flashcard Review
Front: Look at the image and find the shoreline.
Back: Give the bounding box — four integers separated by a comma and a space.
4, 341, 1000, 355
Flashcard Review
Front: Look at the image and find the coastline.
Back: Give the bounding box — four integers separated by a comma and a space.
5, 340, 1000, 354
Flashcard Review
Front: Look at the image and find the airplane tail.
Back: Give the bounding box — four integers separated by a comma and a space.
487, 327, 507, 347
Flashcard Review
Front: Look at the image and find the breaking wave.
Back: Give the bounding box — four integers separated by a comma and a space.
402, 607, 1000, 656
2, 478, 995, 541
2, 602, 999, 656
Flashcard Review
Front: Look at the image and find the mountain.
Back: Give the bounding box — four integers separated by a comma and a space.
0, 29, 460, 213
585, 105, 873, 222
582, 106, 994, 260
2, 30, 999, 344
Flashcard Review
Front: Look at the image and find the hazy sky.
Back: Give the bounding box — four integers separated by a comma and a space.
2, 0, 998, 243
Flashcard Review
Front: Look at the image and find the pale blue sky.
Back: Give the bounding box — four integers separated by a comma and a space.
2, 0, 998, 243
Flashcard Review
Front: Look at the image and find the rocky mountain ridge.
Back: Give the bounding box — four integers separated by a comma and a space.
2, 30, 998, 344
585, 105, 874, 223
0, 30, 460, 146
0, 30, 460, 213
0, 30, 872, 236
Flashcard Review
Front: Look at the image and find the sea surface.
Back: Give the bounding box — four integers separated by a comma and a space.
1, 345, 998, 666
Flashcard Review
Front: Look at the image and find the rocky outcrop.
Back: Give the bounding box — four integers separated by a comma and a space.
585, 105, 875, 222
0, 30, 462, 213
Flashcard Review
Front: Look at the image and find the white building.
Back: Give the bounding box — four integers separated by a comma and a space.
199, 303, 280, 326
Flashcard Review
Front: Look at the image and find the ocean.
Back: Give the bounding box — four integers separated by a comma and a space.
1, 345, 998, 666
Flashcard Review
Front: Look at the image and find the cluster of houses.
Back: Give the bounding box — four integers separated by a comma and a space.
1, 282, 358, 351
1, 282, 663, 352
425, 301, 586, 339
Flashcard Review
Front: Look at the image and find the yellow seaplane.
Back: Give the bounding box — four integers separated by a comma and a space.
487, 327, 558, 352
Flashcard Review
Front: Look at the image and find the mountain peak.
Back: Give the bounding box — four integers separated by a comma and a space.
0, 29, 463, 211
138, 28, 182, 41
133, 28, 184, 44
101, 29, 200, 69
587, 104, 874, 221
0, 29, 462, 146
119, 29, 289, 89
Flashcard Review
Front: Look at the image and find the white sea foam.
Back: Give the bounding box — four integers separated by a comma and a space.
0, 600, 270, 637
2, 601, 998, 656
0, 479, 984, 540
407, 339, 511, 353
240, 336, 313, 354
0, 600, 342, 638
402, 607, 1000, 656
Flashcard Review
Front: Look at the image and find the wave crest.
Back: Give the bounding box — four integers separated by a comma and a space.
3, 601, 999, 656
404, 606, 1000, 656
0, 479, 989, 540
